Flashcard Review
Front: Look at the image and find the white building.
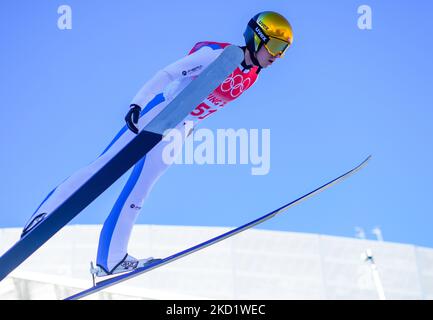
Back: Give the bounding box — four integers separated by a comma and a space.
0, 225, 432, 300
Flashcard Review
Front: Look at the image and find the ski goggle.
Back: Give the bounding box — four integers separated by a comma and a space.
263, 37, 290, 57
248, 19, 291, 57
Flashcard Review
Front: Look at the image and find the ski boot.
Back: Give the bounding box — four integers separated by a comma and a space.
90, 255, 159, 286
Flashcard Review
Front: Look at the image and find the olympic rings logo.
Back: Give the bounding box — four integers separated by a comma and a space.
220, 74, 251, 98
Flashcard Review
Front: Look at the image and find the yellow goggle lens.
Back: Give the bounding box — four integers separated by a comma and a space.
264, 37, 290, 57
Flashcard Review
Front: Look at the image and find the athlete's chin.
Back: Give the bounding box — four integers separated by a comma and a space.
261, 61, 274, 68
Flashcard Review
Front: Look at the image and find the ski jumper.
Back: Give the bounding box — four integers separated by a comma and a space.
22, 42, 259, 273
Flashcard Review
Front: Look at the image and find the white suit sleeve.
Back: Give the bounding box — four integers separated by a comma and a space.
130, 46, 223, 108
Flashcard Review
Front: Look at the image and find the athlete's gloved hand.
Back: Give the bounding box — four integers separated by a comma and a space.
125, 104, 142, 134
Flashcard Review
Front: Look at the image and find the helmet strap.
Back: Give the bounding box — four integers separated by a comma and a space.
244, 45, 263, 69
251, 48, 264, 70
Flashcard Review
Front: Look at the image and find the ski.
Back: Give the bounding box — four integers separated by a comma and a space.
0, 45, 244, 282
66, 156, 371, 300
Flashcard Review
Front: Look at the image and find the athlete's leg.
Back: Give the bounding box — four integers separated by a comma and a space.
95, 136, 179, 272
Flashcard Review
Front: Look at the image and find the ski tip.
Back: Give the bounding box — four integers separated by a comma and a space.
363, 154, 372, 165
353, 155, 371, 170
223, 45, 244, 62
349, 155, 372, 175
361, 155, 372, 165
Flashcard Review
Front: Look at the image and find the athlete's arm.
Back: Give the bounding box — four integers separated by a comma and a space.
126, 46, 223, 134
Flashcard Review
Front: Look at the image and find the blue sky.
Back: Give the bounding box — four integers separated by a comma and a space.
1, 1, 432, 248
